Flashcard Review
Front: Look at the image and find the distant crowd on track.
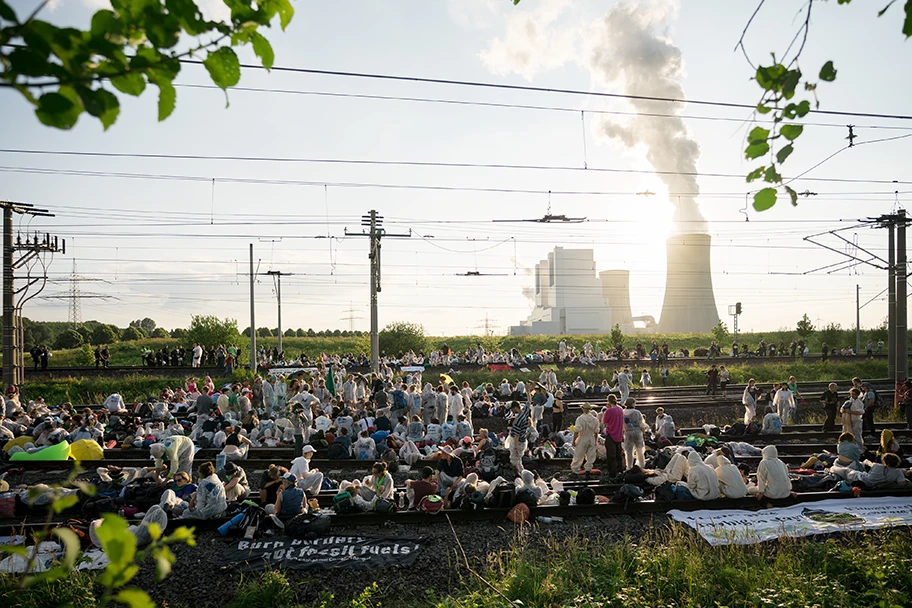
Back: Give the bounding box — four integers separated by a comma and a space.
2, 359, 912, 545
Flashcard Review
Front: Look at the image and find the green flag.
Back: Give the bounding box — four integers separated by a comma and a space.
326, 364, 336, 396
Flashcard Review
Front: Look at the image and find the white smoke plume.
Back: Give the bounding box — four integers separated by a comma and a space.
475, 0, 707, 234
590, 2, 707, 233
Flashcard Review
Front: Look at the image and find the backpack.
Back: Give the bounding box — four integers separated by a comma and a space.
122, 481, 166, 510
135, 403, 153, 419
726, 422, 746, 436
514, 489, 538, 510
463, 491, 485, 512
59, 518, 92, 549
285, 513, 331, 539
392, 390, 408, 408
576, 487, 596, 505
506, 502, 530, 524
490, 485, 515, 509
611, 484, 644, 508
478, 448, 499, 482
745, 422, 760, 436
653, 448, 673, 470
81, 496, 118, 519
418, 494, 444, 514
236, 505, 274, 539
320, 477, 338, 491
374, 498, 395, 514
654, 481, 676, 503
333, 491, 358, 514
327, 442, 348, 460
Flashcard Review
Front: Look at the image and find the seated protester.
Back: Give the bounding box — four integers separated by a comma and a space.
289, 445, 324, 495
406, 416, 425, 443
514, 469, 544, 505
455, 414, 473, 440
399, 439, 422, 466
677, 451, 720, 500
425, 418, 443, 445
354, 429, 378, 460
441, 415, 458, 442
314, 412, 333, 434
71, 416, 102, 442
455, 436, 476, 460
837, 453, 910, 489
879, 429, 903, 459
653, 407, 676, 441
752, 445, 791, 499
835, 432, 865, 471
406, 466, 439, 510
374, 411, 392, 432
181, 462, 227, 520
335, 409, 354, 436
221, 461, 249, 502
714, 456, 749, 499
104, 392, 128, 415
329, 427, 353, 459
356, 461, 395, 509
393, 416, 409, 439
258, 465, 285, 508
760, 405, 782, 435
273, 473, 306, 516
435, 445, 464, 491
151, 401, 170, 422
159, 471, 198, 514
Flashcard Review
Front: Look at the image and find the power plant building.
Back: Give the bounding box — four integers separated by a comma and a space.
511, 241, 719, 335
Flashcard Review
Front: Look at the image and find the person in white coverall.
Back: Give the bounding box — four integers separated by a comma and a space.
622, 399, 648, 469
679, 450, 720, 500
570, 404, 599, 474
714, 455, 749, 499
753, 444, 792, 499
288, 445, 324, 495
773, 384, 796, 426
149, 434, 194, 479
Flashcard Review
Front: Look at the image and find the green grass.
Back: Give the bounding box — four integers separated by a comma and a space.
0, 570, 97, 607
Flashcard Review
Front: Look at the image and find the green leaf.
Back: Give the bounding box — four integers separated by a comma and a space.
116, 588, 155, 608
746, 166, 766, 183
776, 144, 794, 164
147, 522, 162, 542
8, 48, 52, 77
780, 124, 804, 141
35, 87, 83, 130
52, 493, 79, 514
0, 0, 17, 22
96, 513, 136, 567
275, 0, 293, 30
72, 479, 97, 497
0, 545, 30, 557
903, 0, 912, 36
756, 103, 772, 115
165, 0, 207, 36
781, 69, 801, 99
97, 90, 120, 130
151, 76, 176, 121
90, 9, 120, 38
154, 545, 175, 581
76, 86, 119, 128
144, 13, 181, 49
110, 72, 146, 96
251, 32, 274, 70
169, 526, 196, 546
203, 47, 241, 92
753, 188, 778, 211
796, 100, 811, 117
785, 185, 799, 206
819, 60, 837, 82
763, 165, 782, 183
748, 126, 770, 144
52, 527, 80, 569
745, 141, 770, 160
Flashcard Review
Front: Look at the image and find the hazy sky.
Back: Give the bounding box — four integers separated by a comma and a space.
1, 0, 910, 336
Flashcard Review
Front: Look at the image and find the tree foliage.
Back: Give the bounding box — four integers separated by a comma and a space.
0, 0, 294, 130
55, 328, 84, 349
740, 0, 912, 210
187, 314, 239, 346
121, 326, 145, 341
130, 317, 157, 333
91, 323, 119, 345
796, 313, 816, 337
151, 327, 169, 338
379, 321, 427, 355
711, 319, 729, 344
610, 324, 624, 347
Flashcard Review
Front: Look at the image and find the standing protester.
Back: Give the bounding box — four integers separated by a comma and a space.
719, 366, 730, 397
570, 403, 599, 476
601, 394, 624, 476
820, 382, 840, 432
551, 389, 564, 433
742, 379, 759, 425
842, 387, 865, 448
622, 398, 648, 470
507, 400, 530, 475
705, 364, 719, 396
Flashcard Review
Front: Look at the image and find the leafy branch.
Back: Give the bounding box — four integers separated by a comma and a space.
741, 0, 912, 211
0, 0, 294, 130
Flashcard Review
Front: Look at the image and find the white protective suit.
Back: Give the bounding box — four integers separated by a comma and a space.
289, 456, 324, 495
570, 411, 599, 474
622, 407, 648, 469
714, 456, 749, 499
679, 451, 720, 501
742, 386, 757, 425
773, 388, 796, 426
755, 444, 791, 499
151, 435, 194, 478
181, 474, 227, 519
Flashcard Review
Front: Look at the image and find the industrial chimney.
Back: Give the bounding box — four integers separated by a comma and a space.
657, 233, 719, 333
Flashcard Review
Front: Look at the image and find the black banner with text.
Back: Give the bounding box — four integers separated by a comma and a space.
216, 536, 422, 571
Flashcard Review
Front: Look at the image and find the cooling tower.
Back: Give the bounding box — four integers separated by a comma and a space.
657, 233, 719, 333
600, 270, 634, 330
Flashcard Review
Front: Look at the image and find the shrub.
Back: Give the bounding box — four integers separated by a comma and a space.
91, 324, 119, 345
55, 328, 84, 349
121, 326, 145, 341
380, 321, 427, 355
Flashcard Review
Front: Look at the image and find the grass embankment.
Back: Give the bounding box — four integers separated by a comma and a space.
19, 360, 890, 405
41, 326, 896, 368
9, 527, 908, 607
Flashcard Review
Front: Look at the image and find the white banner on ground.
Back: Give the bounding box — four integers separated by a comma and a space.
400, 366, 425, 372
669, 496, 912, 546
268, 367, 318, 376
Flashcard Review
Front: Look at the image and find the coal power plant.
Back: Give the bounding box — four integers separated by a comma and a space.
512, 238, 719, 335
655, 233, 719, 333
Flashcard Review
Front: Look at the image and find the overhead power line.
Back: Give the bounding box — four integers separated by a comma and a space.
179, 59, 912, 122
